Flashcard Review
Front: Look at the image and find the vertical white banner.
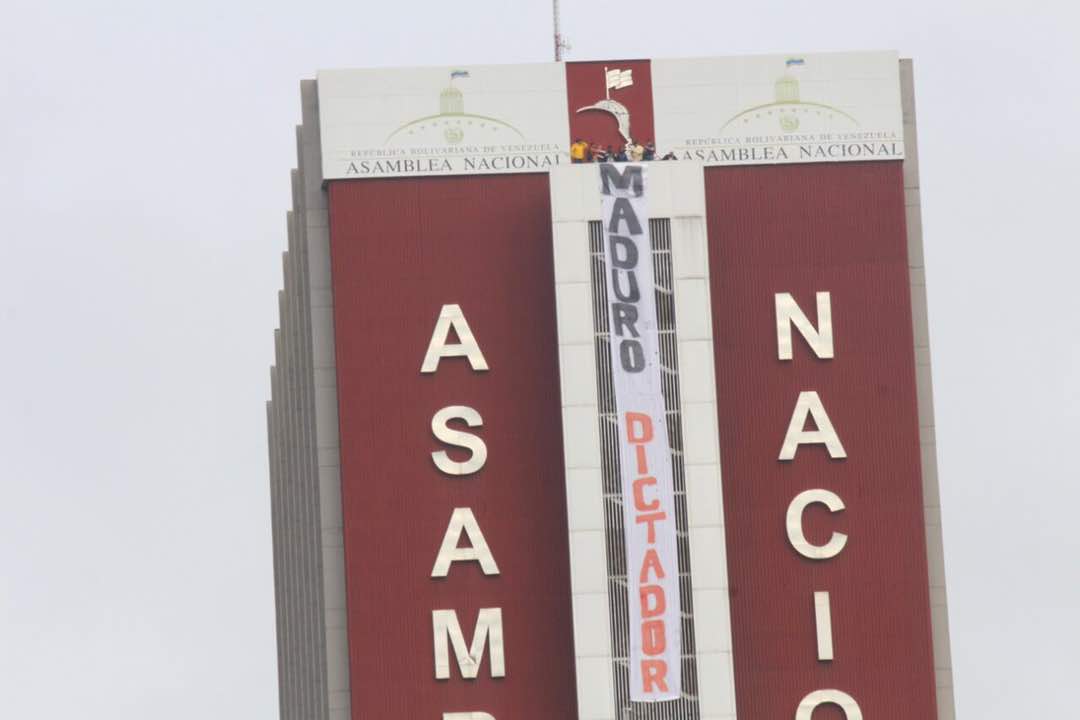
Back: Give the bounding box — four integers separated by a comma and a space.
599, 163, 682, 701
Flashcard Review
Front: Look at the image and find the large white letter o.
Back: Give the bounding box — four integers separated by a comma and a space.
796, 689, 862, 720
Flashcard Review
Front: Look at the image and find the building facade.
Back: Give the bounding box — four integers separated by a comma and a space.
267, 52, 954, 720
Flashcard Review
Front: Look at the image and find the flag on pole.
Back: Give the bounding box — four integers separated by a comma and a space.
605, 68, 633, 91
450, 69, 470, 79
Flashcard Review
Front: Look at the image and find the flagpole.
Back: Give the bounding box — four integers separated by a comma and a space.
604, 66, 610, 100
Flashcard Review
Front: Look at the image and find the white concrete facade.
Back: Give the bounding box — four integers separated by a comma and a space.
550, 162, 738, 720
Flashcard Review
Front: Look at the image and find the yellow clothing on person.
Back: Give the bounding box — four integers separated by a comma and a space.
570, 141, 588, 161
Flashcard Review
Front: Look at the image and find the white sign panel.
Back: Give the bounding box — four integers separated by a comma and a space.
318, 64, 570, 179
598, 163, 682, 702
317, 52, 905, 179
652, 51, 904, 165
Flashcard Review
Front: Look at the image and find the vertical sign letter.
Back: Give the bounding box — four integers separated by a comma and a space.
432, 608, 506, 680
421, 304, 489, 373
776, 291, 834, 360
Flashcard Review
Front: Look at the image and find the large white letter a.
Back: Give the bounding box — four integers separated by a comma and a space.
421, 304, 489, 373
779, 391, 847, 461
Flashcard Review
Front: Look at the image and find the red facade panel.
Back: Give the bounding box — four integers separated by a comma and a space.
704, 162, 938, 719
327, 175, 578, 719
566, 59, 655, 153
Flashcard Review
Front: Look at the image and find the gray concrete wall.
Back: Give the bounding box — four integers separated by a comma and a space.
266, 78, 349, 720
900, 58, 956, 720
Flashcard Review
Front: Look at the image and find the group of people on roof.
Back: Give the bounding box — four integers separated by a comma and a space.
569, 138, 677, 164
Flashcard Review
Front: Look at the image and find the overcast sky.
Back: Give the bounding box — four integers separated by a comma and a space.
1, 1, 1077, 718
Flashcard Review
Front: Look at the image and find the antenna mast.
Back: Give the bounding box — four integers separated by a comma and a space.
553, 0, 568, 61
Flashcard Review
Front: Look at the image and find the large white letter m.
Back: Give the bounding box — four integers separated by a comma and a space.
432, 608, 505, 680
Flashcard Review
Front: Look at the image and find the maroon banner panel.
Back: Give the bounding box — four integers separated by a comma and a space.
566, 59, 655, 154
327, 174, 578, 719
705, 162, 938, 719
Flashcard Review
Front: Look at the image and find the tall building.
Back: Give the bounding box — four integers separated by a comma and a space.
267, 51, 953, 720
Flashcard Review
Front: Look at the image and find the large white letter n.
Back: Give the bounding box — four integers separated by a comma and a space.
775, 291, 834, 360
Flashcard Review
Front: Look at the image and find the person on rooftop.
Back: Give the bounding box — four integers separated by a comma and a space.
570, 138, 588, 163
